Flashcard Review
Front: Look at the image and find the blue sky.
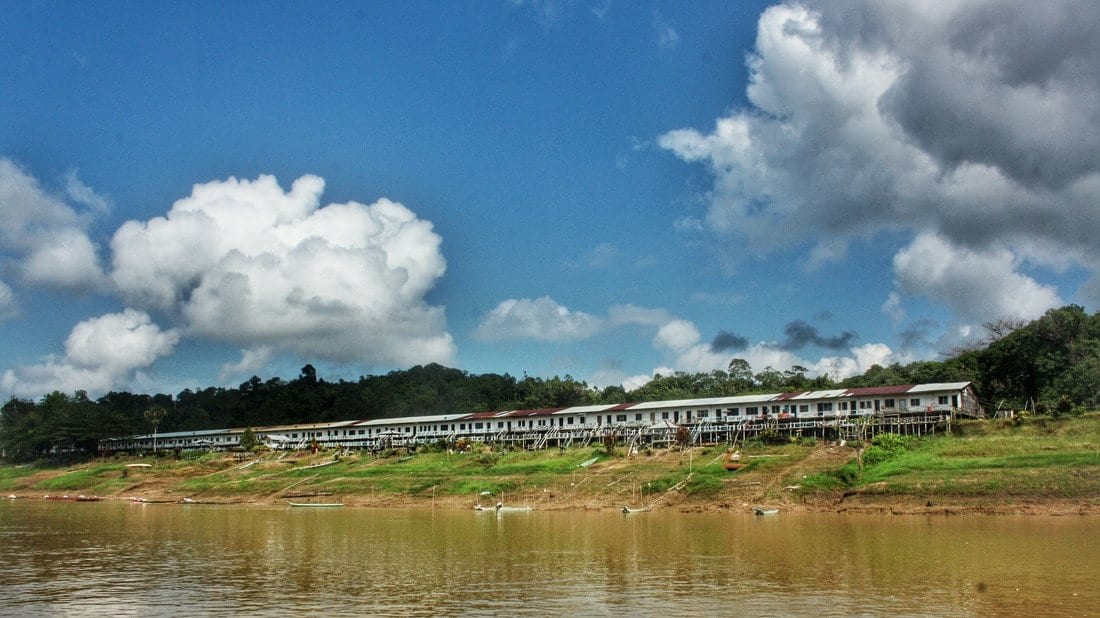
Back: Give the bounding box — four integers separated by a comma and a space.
1, 1, 1097, 399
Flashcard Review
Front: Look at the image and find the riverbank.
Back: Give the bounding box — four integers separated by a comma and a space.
4, 414, 1098, 515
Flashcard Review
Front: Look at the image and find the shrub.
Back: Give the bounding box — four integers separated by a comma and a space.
758, 427, 782, 445
861, 433, 911, 468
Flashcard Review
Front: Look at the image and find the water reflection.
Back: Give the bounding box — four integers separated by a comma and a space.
1, 500, 1096, 616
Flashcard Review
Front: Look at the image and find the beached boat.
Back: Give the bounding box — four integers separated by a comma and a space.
494, 502, 533, 513
286, 501, 344, 508
724, 449, 745, 471
753, 507, 779, 516
75, 495, 102, 502
620, 506, 649, 514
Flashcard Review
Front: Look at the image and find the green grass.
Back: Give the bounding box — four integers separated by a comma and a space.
0, 464, 42, 491
30, 463, 129, 492
796, 414, 1100, 501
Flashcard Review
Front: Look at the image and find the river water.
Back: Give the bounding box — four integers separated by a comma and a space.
1, 500, 1096, 617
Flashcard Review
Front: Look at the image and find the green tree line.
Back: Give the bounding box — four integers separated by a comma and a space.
3, 305, 1098, 462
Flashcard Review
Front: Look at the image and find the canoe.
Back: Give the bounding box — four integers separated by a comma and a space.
753, 507, 779, 516
620, 506, 649, 514
286, 501, 344, 508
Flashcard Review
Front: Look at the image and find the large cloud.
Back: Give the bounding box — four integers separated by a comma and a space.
893, 232, 1062, 322
109, 174, 455, 366
474, 297, 601, 342
659, 1, 1100, 316
474, 298, 677, 343
1, 309, 179, 398
0, 159, 106, 291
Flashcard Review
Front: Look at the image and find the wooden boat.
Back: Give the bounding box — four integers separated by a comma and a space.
75, 495, 102, 502
494, 502, 533, 513
753, 507, 779, 516
620, 506, 649, 514
286, 501, 344, 508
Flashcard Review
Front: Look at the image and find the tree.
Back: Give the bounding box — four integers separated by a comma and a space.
144, 405, 168, 453
727, 358, 754, 391
239, 427, 259, 451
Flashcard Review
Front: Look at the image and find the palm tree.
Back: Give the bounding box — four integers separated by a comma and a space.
144, 405, 167, 454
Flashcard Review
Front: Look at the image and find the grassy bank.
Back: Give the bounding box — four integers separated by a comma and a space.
3, 413, 1098, 514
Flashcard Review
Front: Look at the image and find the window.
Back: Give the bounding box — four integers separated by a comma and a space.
662, 412, 670, 420
799, 404, 809, 413
884, 399, 895, 408
938, 396, 949, 405
568, 417, 575, 425
746, 406, 758, 415
817, 402, 833, 412
699, 410, 709, 418
910, 398, 921, 407
635, 414, 642, 421
616, 414, 627, 423
729, 408, 739, 416
475, 422, 483, 429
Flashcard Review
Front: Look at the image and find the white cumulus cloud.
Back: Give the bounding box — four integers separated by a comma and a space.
474, 296, 601, 342
893, 232, 1062, 322
109, 173, 455, 367
1, 309, 179, 398
0, 158, 106, 291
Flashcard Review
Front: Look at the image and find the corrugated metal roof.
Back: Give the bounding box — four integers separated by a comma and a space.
253, 420, 359, 431
842, 385, 914, 397
554, 404, 619, 414
499, 407, 562, 418
625, 393, 783, 410
907, 382, 972, 393
353, 414, 468, 427
791, 389, 849, 400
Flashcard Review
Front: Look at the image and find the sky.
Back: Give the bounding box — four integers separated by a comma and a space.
1, 1, 1098, 400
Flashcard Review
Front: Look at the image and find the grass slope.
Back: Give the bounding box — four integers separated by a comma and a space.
3, 414, 1097, 514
